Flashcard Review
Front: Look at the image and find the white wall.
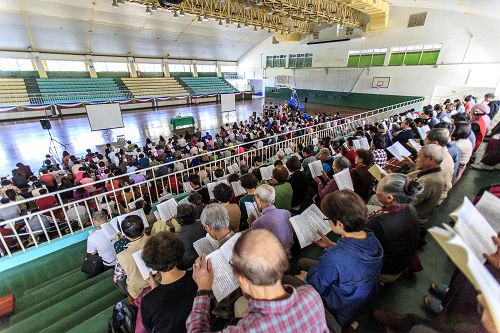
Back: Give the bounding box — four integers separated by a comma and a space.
238, 7, 500, 103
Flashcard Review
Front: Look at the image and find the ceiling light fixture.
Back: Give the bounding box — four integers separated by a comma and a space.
112, 0, 119, 7
255, 0, 263, 6
152, 3, 158, 10
237, 23, 241, 28
219, 19, 223, 25
145, 5, 152, 14
117, 0, 125, 4
179, 10, 185, 16
267, 8, 273, 15
226, 18, 231, 24
203, 13, 209, 21
173, 11, 179, 18
254, 26, 257, 31
197, 15, 202, 22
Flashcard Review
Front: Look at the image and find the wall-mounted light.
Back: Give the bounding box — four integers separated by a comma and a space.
112, 0, 119, 8
173, 11, 179, 18
145, 5, 152, 14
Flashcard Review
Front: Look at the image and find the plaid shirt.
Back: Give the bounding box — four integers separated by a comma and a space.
186, 285, 328, 333
373, 149, 388, 169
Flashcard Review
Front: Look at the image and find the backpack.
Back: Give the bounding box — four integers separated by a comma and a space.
108, 300, 137, 333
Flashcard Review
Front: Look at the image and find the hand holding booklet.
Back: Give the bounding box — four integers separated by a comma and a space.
429, 197, 500, 330
368, 164, 388, 182
289, 204, 331, 248
259, 165, 274, 181
132, 249, 157, 280
156, 198, 178, 221
206, 233, 241, 302
308, 160, 323, 178
193, 234, 220, 256
333, 168, 354, 191
230, 181, 247, 197
386, 141, 411, 161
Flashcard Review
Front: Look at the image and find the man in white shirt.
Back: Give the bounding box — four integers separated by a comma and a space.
177, 135, 187, 148
67, 203, 90, 225
86, 210, 117, 270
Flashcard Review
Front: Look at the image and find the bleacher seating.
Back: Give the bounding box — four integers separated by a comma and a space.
0, 79, 30, 106
121, 77, 188, 98
35, 78, 129, 104
178, 76, 238, 95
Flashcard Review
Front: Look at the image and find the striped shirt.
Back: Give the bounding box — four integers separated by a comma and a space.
186, 285, 329, 333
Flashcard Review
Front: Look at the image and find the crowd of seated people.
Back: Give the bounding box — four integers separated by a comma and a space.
72, 93, 500, 332
1, 94, 499, 332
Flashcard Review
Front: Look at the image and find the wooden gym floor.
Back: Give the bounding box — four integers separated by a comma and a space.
0, 98, 367, 176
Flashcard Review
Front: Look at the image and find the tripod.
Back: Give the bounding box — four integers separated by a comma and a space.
47, 129, 67, 159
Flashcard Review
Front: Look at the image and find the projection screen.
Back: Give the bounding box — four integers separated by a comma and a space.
85, 103, 124, 131
220, 93, 236, 112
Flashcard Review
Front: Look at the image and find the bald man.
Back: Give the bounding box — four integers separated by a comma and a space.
187, 229, 328, 332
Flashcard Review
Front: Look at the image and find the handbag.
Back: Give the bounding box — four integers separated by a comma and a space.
81, 253, 103, 277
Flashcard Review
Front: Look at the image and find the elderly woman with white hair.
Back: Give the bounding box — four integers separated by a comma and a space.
366, 173, 422, 283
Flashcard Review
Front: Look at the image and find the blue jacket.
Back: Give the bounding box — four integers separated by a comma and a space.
306, 230, 383, 326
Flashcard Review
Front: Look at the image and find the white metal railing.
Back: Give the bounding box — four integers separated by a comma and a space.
0, 98, 424, 257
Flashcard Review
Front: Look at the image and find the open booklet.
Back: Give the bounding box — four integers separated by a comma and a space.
207, 179, 228, 200
259, 165, 274, 181
156, 198, 178, 221
291, 152, 303, 160
244, 201, 260, 220
206, 233, 242, 302
289, 204, 331, 248
475, 191, 500, 231
308, 160, 323, 178
352, 137, 370, 150
227, 163, 240, 175
193, 233, 220, 256
333, 168, 354, 191
386, 141, 412, 161
407, 139, 422, 152
368, 164, 388, 182
429, 198, 500, 329
448, 197, 497, 261
284, 147, 294, 155
230, 181, 247, 197
183, 182, 193, 193
132, 249, 157, 280
417, 125, 430, 140
100, 208, 149, 240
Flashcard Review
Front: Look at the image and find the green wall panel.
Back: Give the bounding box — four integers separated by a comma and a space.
46, 71, 90, 78
265, 87, 421, 109
96, 71, 130, 78
420, 50, 440, 65
0, 71, 40, 78
358, 55, 372, 67
389, 53, 405, 66
347, 55, 360, 67
371, 54, 385, 66
404, 52, 421, 65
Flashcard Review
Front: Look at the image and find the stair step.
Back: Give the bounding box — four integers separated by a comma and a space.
4, 274, 118, 333
66, 303, 118, 333
38, 289, 123, 333
23, 266, 81, 296
15, 270, 113, 319
21, 268, 88, 302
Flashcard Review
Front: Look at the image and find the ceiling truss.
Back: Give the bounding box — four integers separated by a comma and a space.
129, 0, 369, 34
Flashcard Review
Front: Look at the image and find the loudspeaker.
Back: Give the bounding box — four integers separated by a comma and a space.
40, 119, 51, 130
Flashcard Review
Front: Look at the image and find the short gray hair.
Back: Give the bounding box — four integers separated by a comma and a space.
426, 128, 449, 146
92, 210, 108, 223
333, 156, 351, 170
255, 184, 275, 204
200, 203, 229, 231
319, 148, 331, 157
420, 144, 444, 164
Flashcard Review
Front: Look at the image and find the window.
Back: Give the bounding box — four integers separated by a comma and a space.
136, 63, 162, 72
0, 57, 33, 71
347, 48, 387, 67
266, 55, 286, 68
389, 44, 441, 66
197, 64, 216, 72
221, 65, 237, 72
288, 53, 313, 68
45, 60, 86, 71
94, 62, 128, 72
168, 64, 192, 72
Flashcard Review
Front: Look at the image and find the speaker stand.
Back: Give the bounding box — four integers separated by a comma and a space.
47, 130, 67, 160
